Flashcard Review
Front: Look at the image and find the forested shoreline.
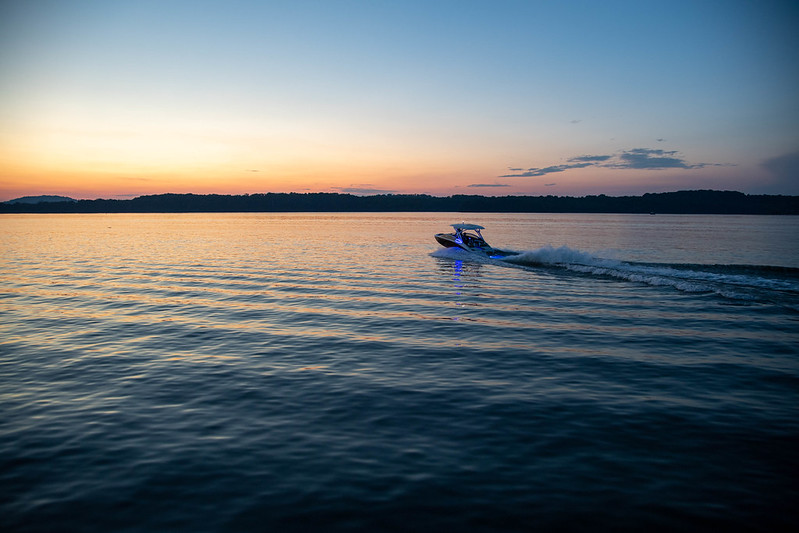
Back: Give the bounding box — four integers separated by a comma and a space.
2, 190, 797, 214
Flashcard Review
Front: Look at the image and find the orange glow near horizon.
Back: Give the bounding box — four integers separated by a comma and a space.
0, 118, 511, 199
0, 146, 503, 200
0, 108, 767, 201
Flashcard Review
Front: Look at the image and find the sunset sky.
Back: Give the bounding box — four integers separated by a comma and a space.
1, 0, 797, 200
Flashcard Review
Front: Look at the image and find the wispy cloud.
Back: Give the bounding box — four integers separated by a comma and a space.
333, 185, 397, 195
568, 155, 612, 163
499, 161, 595, 177
502, 148, 724, 177
468, 183, 510, 188
610, 148, 705, 170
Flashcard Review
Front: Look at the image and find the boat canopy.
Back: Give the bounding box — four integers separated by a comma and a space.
452, 223, 485, 231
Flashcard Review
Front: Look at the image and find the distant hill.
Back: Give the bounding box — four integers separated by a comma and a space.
5, 195, 76, 204
0, 190, 796, 214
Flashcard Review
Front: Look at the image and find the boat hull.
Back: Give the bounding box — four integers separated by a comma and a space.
435, 233, 461, 248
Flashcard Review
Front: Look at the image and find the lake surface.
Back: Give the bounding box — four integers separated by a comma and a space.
2, 213, 798, 532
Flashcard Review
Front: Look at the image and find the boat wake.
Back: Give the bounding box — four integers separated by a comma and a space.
432, 245, 799, 309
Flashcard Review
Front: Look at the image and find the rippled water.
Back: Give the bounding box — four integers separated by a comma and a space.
2, 213, 798, 532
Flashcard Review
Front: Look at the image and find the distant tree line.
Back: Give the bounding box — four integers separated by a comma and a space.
2, 190, 797, 214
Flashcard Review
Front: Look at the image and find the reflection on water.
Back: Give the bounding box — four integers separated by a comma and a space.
1, 213, 798, 532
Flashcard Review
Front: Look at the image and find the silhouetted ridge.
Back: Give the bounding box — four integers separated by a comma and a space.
1, 190, 796, 214
4, 195, 76, 204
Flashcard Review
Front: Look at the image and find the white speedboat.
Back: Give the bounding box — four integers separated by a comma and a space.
434, 223, 518, 258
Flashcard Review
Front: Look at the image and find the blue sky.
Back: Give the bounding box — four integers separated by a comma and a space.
1, 0, 797, 199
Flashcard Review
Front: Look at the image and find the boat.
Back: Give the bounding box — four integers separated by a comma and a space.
434, 223, 518, 258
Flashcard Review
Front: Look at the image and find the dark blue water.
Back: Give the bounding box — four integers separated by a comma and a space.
2, 213, 798, 531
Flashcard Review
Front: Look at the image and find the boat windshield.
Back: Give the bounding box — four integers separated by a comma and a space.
461, 231, 487, 246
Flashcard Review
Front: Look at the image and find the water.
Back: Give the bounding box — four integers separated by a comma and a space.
2, 213, 798, 532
